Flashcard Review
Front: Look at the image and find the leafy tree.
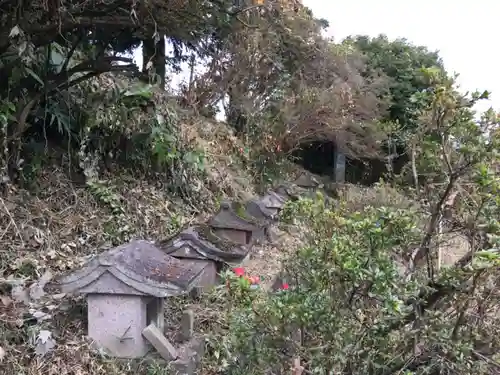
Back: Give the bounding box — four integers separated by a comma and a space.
0, 0, 292, 184
342, 35, 450, 182
0, 1, 394, 188
185, 6, 390, 185
344, 34, 446, 134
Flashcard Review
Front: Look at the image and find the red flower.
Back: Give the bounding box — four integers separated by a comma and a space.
233, 267, 245, 277
281, 283, 289, 290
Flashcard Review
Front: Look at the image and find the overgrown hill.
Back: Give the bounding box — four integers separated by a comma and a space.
0, 104, 303, 373
1, 1, 500, 374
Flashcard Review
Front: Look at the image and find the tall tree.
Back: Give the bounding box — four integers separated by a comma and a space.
342, 34, 448, 177
344, 34, 446, 133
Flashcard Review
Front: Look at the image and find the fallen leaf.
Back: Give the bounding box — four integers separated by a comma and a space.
35, 334, 55, 356
11, 285, 30, 304
32, 310, 50, 321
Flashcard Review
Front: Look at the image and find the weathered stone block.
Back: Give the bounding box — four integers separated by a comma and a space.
142, 323, 178, 361
178, 310, 194, 342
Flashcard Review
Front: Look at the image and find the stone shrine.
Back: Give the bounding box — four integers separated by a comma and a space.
292, 172, 321, 189
53, 240, 206, 358
245, 191, 286, 221
207, 201, 265, 245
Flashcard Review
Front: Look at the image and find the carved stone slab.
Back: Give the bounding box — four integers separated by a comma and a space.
55, 240, 207, 297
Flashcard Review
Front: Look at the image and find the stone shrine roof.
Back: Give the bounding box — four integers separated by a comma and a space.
245, 198, 279, 221
292, 172, 321, 188
274, 183, 302, 200
55, 240, 207, 297
207, 201, 262, 232
260, 191, 287, 209
158, 226, 250, 264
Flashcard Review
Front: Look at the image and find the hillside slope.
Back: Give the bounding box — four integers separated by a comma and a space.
0, 115, 475, 374
0, 111, 311, 373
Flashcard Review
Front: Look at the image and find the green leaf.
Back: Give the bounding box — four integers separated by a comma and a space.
25, 67, 44, 86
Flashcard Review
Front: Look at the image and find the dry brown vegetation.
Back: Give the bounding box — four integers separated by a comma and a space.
0, 111, 312, 374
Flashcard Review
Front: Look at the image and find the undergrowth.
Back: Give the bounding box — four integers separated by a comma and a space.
201, 184, 499, 374
0, 12, 499, 374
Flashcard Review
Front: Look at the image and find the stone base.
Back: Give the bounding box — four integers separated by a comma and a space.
171, 337, 205, 374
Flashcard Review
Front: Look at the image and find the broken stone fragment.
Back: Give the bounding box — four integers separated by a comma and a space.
170, 337, 205, 374
142, 323, 178, 361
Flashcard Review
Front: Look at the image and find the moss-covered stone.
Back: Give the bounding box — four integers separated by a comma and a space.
194, 224, 239, 252
230, 201, 266, 226
284, 184, 304, 199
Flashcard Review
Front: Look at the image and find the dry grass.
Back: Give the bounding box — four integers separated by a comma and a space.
335, 182, 419, 211
439, 232, 471, 267
182, 117, 258, 202
0, 167, 192, 374
0, 168, 190, 277
242, 226, 306, 291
